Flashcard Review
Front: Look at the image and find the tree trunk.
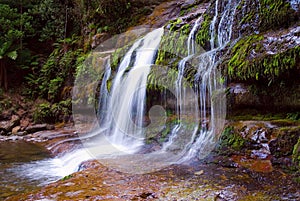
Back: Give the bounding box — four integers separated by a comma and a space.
0, 59, 8, 91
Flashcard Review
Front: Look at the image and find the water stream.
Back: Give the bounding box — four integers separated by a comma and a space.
0, 141, 55, 199
1, 0, 244, 195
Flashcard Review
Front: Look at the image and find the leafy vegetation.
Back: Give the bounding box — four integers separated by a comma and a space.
0, 0, 164, 122
217, 126, 248, 152
0, 3, 33, 90
226, 35, 300, 84
195, 14, 212, 49
33, 99, 72, 123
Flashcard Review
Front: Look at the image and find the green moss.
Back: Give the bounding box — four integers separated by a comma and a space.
217, 126, 247, 152
227, 35, 300, 83
271, 127, 299, 158
147, 65, 179, 91
169, 18, 183, 32
258, 0, 296, 32
227, 34, 263, 80
195, 14, 212, 49
111, 44, 132, 71
179, 4, 198, 17
239, 0, 296, 32
292, 138, 300, 168
61, 174, 73, 181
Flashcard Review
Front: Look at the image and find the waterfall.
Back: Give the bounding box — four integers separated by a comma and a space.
99, 28, 164, 153
289, 0, 300, 11
173, 0, 240, 161
162, 17, 202, 151
21, 0, 241, 177
77, 0, 239, 169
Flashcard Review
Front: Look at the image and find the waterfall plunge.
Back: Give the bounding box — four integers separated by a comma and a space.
99, 28, 165, 153
19, 0, 243, 177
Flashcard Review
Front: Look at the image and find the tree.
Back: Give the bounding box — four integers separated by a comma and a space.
0, 4, 33, 90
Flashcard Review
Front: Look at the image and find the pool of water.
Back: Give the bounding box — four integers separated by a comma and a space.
0, 141, 60, 199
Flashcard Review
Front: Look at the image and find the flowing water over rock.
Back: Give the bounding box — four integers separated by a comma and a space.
68, 0, 242, 173
36, 0, 242, 175
1, 2, 241, 188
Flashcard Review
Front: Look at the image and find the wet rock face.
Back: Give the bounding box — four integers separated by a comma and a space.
91, 33, 110, 49
269, 127, 300, 158
227, 83, 260, 110
227, 81, 300, 111
25, 124, 54, 134
217, 121, 300, 171
262, 26, 300, 56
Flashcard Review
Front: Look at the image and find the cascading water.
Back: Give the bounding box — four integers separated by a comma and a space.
99, 27, 164, 152
51, 0, 239, 173
289, 0, 300, 10
168, 0, 240, 161
162, 17, 202, 151
12, 0, 242, 179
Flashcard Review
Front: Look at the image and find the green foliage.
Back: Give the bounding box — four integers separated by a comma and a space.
0, 98, 12, 114
227, 34, 264, 79
61, 174, 73, 181
227, 34, 299, 83
147, 65, 178, 91
258, 0, 296, 32
28, 0, 67, 41
96, 0, 131, 20
287, 112, 300, 121
195, 14, 212, 49
25, 39, 82, 101
110, 44, 132, 71
33, 102, 53, 123
293, 138, 300, 169
156, 24, 189, 66
33, 99, 72, 123
218, 126, 247, 152
0, 4, 33, 60
239, 0, 297, 33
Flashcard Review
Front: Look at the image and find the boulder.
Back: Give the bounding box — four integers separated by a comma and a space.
25, 124, 55, 134
91, 33, 110, 49
10, 115, 20, 127
0, 115, 20, 133
12, 126, 21, 134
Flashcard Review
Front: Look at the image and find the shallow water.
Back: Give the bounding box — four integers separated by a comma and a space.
0, 141, 57, 199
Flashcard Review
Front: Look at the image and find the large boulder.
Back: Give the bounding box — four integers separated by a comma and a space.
0, 115, 20, 135
25, 124, 55, 134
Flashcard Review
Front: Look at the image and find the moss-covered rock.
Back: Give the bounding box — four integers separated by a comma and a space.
216, 126, 249, 155
227, 35, 300, 82
195, 14, 212, 49
269, 126, 300, 158
292, 137, 300, 168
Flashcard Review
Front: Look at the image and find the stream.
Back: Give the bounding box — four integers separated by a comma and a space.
0, 141, 64, 199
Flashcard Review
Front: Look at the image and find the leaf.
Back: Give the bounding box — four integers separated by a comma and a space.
7, 51, 18, 60
194, 170, 204, 175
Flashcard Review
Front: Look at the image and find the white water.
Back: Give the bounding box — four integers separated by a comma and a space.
11, 0, 242, 179
289, 0, 300, 10
101, 27, 164, 152
177, 0, 240, 161
42, 0, 237, 174
162, 17, 202, 152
